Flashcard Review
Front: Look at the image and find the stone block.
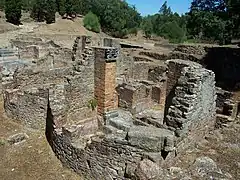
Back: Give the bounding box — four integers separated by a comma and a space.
127, 126, 175, 152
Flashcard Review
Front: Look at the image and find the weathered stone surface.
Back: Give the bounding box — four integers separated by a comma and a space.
190, 156, 230, 179
128, 126, 175, 152
166, 61, 216, 138
135, 159, 163, 180
2, 37, 225, 180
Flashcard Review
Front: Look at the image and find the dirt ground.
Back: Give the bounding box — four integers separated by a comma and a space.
0, 99, 81, 180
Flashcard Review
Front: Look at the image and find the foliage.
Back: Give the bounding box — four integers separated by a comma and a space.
0, 0, 5, 10
159, 21, 186, 43
187, 0, 240, 44
45, 0, 56, 24
56, 0, 66, 16
87, 99, 97, 111
5, 0, 22, 25
0, 138, 6, 146
1, 0, 239, 44
141, 16, 154, 38
140, 1, 186, 43
31, 0, 55, 24
30, 0, 46, 22
22, 0, 34, 11
83, 11, 100, 33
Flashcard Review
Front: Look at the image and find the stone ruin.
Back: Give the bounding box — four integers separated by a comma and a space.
1, 35, 240, 179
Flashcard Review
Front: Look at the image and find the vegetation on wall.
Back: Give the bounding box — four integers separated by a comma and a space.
87, 99, 97, 111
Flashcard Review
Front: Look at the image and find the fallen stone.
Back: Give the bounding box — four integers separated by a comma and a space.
135, 159, 163, 180
7, 133, 29, 145
192, 156, 220, 177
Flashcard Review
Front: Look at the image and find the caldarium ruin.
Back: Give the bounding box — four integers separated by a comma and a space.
1, 35, 240, 179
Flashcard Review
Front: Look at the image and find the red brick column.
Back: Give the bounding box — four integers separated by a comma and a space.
94, 47, 119, 115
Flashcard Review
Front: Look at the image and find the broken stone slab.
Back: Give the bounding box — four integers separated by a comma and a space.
7, 133, 29, 145
127, 126, 175, 152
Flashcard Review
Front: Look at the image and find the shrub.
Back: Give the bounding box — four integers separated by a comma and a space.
83, 11, 101, 33
87, 99, 97, 111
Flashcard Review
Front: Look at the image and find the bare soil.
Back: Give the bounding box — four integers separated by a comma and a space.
0, 100, 80, 180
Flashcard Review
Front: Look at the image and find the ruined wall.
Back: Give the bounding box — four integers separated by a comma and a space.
18, 45, 39, 60
49, 124, 174, 180
166, 64, 216, 138
3, 36, 96, 129
4, 88, 48, 129
117, 80, 166, 114
11, 67, 71, 89
117, 82, 153, 114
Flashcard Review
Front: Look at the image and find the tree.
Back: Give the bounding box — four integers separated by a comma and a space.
5, 0, 22, 25
228, 0, 240, 38
187, 0, 238, 44
141, 16, 154, 38
31, 0, 46, 22
159, 1, 172, 16
56, 0, 66, 16
83, 11, 101, 33
65, 0, 79, 16
159, 21, 186, 43
45, 0, 56, 24
22, 0, 35, 11
0, 0, 5, 10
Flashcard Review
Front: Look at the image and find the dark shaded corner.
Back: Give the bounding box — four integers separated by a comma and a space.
164, 85, 177, 124
45, 97, 55, 148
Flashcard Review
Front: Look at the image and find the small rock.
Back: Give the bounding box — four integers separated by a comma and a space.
237, 162, 240, 168
168, 167, 182, 175
7, 133, 29, 145
135, 159, 163, 180
192, 156, 219, 177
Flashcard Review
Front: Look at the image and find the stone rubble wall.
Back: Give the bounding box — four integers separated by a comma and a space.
2, 36, 97, 129
166, 63, 216, 138
50, 124, 175, 180
2, 39, 223, 179
117, 80, 166, 114
18, 45, 39, 60
4, 88, 48, 129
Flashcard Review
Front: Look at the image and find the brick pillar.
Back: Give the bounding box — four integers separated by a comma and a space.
94, 47, 119, 115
